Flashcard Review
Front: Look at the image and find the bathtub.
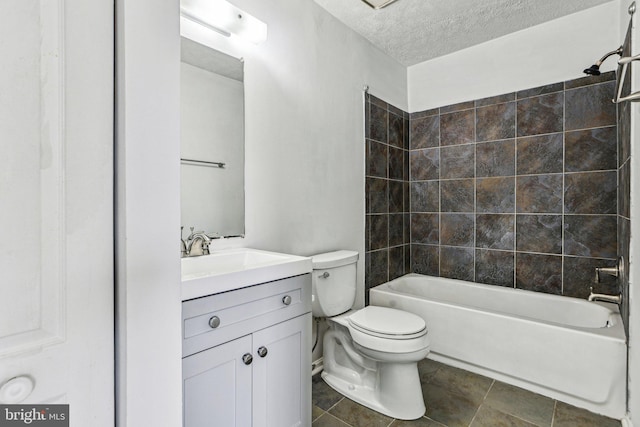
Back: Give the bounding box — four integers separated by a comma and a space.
370, 273, 627, 419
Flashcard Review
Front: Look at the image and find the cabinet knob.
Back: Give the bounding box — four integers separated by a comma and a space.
242, 353, 253, 365
208, 316, 221, 329
282, 295, 292, 306
257, 346, 268, 358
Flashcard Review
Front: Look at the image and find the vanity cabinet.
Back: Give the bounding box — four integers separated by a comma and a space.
182, 274, 311, 427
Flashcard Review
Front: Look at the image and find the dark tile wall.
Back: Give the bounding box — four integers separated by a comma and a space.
364, 71, 629, 309
407, 72, 619, 298
364, 94, 410, 301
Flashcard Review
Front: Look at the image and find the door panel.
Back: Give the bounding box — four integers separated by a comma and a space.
0, 0, 113, 423
0, 0, 64, 358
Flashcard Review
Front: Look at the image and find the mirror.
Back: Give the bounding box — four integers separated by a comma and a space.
180, 36, 245, 238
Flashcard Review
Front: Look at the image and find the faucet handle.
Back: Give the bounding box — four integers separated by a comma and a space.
594, 264, 620, 284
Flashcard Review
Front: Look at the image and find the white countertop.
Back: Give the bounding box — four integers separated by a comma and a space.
181, 248, 313, 301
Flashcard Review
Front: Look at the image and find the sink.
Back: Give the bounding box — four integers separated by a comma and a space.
181, 248, 312, 300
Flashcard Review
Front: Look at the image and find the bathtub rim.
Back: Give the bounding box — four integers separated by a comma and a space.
371, 273, 626, 341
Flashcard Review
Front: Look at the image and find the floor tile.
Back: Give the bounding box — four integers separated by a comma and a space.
313, 405, 325, 422
418, 358, 444, 383
427, 363, 493, 404
422, 382, 481, 427
313, 412, 352, 427
471, 405, 539, 427
312, 360, 621, 427
390, 416, 447, 426
312, 375, 344, 411
552, 401, 620, 427
328, 398, 394, 427
484, 381, 554, 426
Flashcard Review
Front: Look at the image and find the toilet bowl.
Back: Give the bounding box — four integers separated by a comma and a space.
311, 251, 430, 420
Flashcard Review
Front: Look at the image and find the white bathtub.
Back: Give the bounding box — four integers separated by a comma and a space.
370, 273, 627, 419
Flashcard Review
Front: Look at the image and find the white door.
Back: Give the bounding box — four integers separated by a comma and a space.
183, 335, 253, 427
252, 314, 312, 427
0, 0, 114, 424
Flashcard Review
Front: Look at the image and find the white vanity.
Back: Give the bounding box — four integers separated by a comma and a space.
181, 248, 313, 427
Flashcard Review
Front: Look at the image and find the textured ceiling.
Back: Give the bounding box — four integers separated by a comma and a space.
314, 0, 614, 66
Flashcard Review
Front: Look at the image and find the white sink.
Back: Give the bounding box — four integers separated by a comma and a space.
181, 248, 312, 300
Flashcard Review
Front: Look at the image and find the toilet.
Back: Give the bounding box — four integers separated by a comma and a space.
312, 250, 430, 420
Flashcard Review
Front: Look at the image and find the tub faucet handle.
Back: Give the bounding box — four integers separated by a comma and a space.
594, 261, 621, 283
595, 266, 618, 282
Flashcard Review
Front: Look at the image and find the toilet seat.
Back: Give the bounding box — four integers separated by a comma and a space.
348, 306, 426, 339
340, 306, 429, 354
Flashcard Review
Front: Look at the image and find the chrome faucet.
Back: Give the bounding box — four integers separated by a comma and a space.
187, 230, 211, 257
588, 287, 622, 304
181, 226, 221, 257
594, 265, 619, 283
589, 257, 624, 304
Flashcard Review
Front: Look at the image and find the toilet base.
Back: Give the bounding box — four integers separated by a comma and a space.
321, 361, 426, 420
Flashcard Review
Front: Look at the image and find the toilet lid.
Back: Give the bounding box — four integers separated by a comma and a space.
348, 306, 426, 338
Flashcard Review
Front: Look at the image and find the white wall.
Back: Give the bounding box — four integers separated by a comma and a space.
184, 0, 407, 308
115, 0, 183, 425
181, 62, 245, 236
408, 2, 621, 112
116, 0, 405, 423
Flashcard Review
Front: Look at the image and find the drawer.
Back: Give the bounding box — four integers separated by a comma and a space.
182, 273, 311, 357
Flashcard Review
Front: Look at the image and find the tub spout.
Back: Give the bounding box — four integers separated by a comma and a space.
588, 287, 622, 304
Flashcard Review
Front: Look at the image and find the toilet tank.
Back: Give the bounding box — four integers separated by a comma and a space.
311, 250, 359, 317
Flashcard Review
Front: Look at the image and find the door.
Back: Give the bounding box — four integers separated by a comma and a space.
183, 336, 253, 427
0, 0, 114, 424
252, 314, 312, 427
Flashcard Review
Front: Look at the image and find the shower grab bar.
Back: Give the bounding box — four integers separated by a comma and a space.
180, 158, 226, 168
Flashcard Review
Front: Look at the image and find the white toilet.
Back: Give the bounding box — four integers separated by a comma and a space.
312, 250, 430, 420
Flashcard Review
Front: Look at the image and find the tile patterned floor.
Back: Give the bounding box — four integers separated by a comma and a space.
312, 358, 621, 427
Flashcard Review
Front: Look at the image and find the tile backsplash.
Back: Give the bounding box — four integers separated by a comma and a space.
365, 71, 621, 301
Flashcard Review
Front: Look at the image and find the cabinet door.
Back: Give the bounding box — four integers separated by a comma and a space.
252, 313, 312, 427
183, 335, 252, 427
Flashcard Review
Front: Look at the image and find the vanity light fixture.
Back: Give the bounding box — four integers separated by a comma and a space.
361, 0, 400, 9
180, 0, 267, 44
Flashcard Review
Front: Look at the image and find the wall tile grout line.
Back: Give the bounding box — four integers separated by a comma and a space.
561, 80, 566, 295
473, 103, 477, 282
513, 87, 519, 288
